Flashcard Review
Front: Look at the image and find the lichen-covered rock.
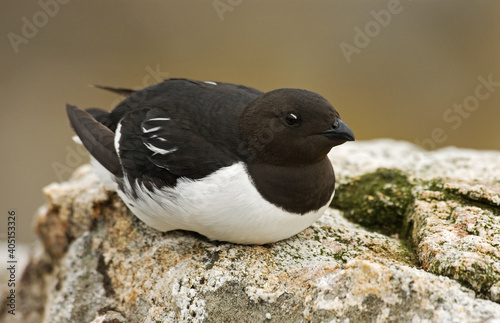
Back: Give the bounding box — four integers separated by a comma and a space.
410, 179, 500, 298
1, 139, 500, 323
330, 140, 500, 303
331, 168, 414, 237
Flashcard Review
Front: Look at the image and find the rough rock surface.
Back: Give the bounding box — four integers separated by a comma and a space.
1, 139, 500, 322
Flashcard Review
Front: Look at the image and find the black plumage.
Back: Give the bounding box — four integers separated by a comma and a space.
66, 78, 354, 215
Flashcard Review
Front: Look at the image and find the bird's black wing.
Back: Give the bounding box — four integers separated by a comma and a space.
117, 107, 241, 185
69, 78, 263, 187
107, 79, 262, 131
113, 79, 262, 184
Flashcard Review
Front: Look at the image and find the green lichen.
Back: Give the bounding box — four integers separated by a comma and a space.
331, 168, 415, 238
422, 178, 445, 192
393, 240, 419, 267
411, 178, 500, 299
433, 260, 500, 297
419, 178, 500, 216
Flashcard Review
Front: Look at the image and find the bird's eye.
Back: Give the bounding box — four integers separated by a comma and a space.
284, 113, 299, 126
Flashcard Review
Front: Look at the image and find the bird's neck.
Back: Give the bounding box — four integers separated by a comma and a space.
245, 157, 335, 214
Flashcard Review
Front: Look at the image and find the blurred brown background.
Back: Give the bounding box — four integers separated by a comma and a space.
1, 1, 499, 243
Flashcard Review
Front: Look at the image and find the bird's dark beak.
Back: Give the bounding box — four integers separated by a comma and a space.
321, 118, 355, 141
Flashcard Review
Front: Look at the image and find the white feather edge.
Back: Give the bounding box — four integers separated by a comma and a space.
90, 156, 118, 191
72, 135, 82, 145
72, 134, 118, 191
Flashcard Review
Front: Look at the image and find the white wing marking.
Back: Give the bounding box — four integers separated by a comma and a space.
148, 117, 171, 121
142, 126, 160, 133
144, 142, 178, 155
114, 122, 122, 152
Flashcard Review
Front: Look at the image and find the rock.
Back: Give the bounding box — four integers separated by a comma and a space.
1, 139, 500, 322
330, 140, 500, 302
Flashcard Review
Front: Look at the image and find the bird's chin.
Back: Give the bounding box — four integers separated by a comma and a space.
330, 139, 348, 147
312, 134, 347, 149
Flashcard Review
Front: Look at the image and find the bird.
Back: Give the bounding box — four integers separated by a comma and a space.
66, 78, 354, 244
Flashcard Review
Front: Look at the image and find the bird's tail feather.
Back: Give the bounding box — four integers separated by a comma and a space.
89, 84, 136, 97
66, 104, 123, 177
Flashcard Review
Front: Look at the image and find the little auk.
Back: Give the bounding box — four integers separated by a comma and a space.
66, 78, 354, 244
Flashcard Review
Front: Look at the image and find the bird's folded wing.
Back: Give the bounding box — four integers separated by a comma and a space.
118, 108, 238, 181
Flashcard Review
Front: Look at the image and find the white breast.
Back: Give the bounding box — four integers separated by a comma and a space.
117, 162, 333, 244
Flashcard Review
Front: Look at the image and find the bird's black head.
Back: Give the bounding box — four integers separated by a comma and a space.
239, 88, 354, 166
